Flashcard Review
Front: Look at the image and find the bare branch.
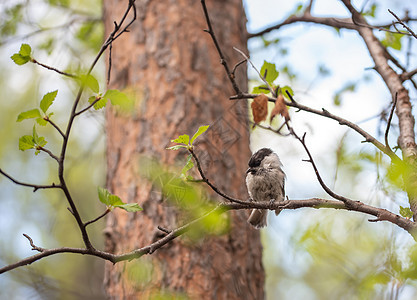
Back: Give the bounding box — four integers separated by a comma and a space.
233, 47, 277, 97
200, 0, 242, 95
230, 92, 401, 162
188, 148, 250, 205
389, 9, 417, 40
0, 169, 59, 191
31, 59, 77, 78
385, 93, 398, 151
84, 208, 111, 227
46, 118, 66, 139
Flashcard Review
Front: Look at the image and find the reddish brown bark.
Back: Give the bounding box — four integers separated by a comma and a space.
102, 0, 264, 299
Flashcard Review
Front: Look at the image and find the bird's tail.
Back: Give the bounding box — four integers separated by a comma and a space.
247, 209, 267, 229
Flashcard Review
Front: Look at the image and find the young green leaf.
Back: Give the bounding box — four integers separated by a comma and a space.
19, 135, 35, 151
88, 95, 107, 110
98, 186, 111, 206
171, 134, 190, 145
17, 109, 41, 122
281, 86, 294, 99
19, 43, 32, 57
114, 203, 143, 212
10, 43, 32, 65
104, 89, 133, 111
252, 85, 269, 94
190, 125, 209, 145
40, 90, 58, 113
166, 145, 188, 151
260, 61, 279, 85
181, 154, 194, 177
400, 206, 413, 219
36, 117, 48, 126
80, 74, 99, 93
32, 125, 47, 147
381, 32, 403, 50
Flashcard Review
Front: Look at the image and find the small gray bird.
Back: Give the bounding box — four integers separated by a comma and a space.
246, 148, 285, 229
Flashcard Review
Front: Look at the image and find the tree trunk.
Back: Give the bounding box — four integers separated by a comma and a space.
102, 0, 264, 299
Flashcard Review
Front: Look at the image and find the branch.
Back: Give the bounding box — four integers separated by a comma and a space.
233, 47, 276, 97
84, 208, 111, 227
230, 92, 401, 162
188, 148, 250, 205
388, 9, 417, 40
31, 59, 77, 78
385, 94, 397, 151
200, 0, 241, 95
46, 118, 66, 139
38, 146, 59, 162
0, 169, 59, 192
2, 195, 415, 274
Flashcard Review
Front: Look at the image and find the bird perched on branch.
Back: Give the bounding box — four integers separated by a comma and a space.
246, 148, 285, 228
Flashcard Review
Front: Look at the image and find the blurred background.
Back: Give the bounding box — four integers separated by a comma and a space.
0, 0, 416, 299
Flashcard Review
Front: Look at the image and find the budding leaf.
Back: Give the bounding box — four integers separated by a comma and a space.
114, 203, 143, 212
400, 206, 413, 219
260, 61, 279, 85
40, 90, 58, 113
104, 89, 133, 111
11, 44, 32, 65
181, 154, 194, 177
19, 44, 32, 57
89, 95, 107, 110
19, 135, 35, 151
97, 186, 142, 212
17, 109, 41, 122
80, 74, 99, 93
252, 85, 269, 94
166, 145, 188, 151
190, 125, 209, 145
171, 134, 190, 145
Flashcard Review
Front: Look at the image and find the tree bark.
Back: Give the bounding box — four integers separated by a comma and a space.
102, 0, 264, 299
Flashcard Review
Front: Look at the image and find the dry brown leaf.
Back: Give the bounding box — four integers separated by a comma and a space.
270, 94, 290, 123
251, 94, 268, 124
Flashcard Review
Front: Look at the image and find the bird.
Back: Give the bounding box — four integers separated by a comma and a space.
245, 148, 285, 228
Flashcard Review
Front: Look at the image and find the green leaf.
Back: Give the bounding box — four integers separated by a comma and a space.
260, 61, 279, 85
190, 125, 209, 145
40, 90, 58, 113
98, 186, 111, 206
252, 85, 269, 94
114, 203, 143, 212
19, 43, 32, 57
381, 32, 403, 50
89, 95, 107, 110
36, 117, 48, 126
17, 109, 41, 122
19, 135, 35, 151
281, 86, 294, 99
11, 53, 30, 65
171, 134, 190, 145
181, 154, 194, 177
80, 74, 99, 93
97, 186, 141, 212
400, 206, 413, 219
166, 145, 188, 151
104, 89, 134, 111
32, 125, 47, 147
10, 43, 32, 65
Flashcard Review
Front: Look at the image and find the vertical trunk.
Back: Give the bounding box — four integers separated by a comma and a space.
102, 0, 264, 299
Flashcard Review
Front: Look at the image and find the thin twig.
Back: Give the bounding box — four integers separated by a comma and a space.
74, 97, 101, 117
231, 92, 402, 162
38, 147, 59, 162
0, 169, 59, 191
289, 126, 355, 205
46, 118, 66, 139
388, 9, 417, 40
385, 93, 398, 151
23, 234, 45, 252
31, 59, 77, 78
233, 47, 277, 98
188, 148, 252, 206
84, 208, 111, 227
200, 0, 241, 95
